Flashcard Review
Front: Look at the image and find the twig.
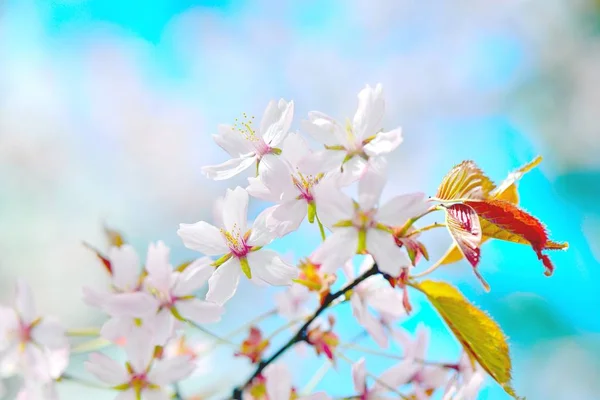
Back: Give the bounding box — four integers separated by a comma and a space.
231, 264, 380, 399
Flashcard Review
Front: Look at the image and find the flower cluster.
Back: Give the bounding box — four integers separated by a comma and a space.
1, 84, 566, 400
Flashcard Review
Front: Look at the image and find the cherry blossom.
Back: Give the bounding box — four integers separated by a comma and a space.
85, 329, 195, 400
274, 283, 311, 320
301, 84, 403, 184
235, 326, 269, 364
244, 363, 329, 400
0, 280, 68, 391
203, 99, 294, 180
178, 186, 298, 305
143, 243, 224, 343
247, 133, 330, 236
442, 354, 485, 400
306, 316, 339, 362
344, 256, 406, 348
312, 160, 428, 277
391, 326, 449, 399
163, 334, 212, 377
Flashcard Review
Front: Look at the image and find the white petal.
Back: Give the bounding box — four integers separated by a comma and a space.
260, 99, 285, 137
262, 99, 294, 146
269, 200, 306, 237
247, 206, 278, 246
301, 111, 346, 147
247, 176, 279, 202
357, 308, 388, 348
264, 363, 292, 400
377, 193, 428, 227
100, 316, 137, 343
177, 221, 229, 256
145, 241, 171, 285
46, 347, 69, 378
357, 157, 387, 210
366, 229, 408, 277
352, 83, 384, 139
257, 156, 297, 202
31, 318, 66, 349
176, 299, 223, 324
367, 289, 406, 320
377, 359, 419, 390
350, 294, 366, 320
364, 127, 403, 156
149, 308, 176, 346
15, 280, 36, 323
206, 258, 242, 305
172, 257, 213, 296
109, 245, 141, 291
85, 353, 128, 385
148, 355, 195, 385
301, 149, 346, 176
222, 186, 249, 234
300, 394, 330, 400
124, 329, 154, 373
82, 287, 109, 309
351, 358, 367, 394
202, 155, 256, 181
311, 228, 358, 274
103, 292, 159, 318
313, 182, 354, 229
213, 124, 254, 156
0, 307, 19, 349
142, 389, 171, 400
247, 250, 297, 286
338, 156, 369, 186
281, 132, 312, 168
114, 390, 137, 400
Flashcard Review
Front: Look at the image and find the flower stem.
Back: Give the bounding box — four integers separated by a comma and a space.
315, 213, 327, 242
231, 264, 380, 399
407, 222, 446, 237
66, 327, 100, 337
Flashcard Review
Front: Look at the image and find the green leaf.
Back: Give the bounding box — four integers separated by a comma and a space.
412, 280, 519, 398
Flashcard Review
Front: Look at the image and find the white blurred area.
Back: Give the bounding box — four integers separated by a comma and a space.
1, 0, 600, 398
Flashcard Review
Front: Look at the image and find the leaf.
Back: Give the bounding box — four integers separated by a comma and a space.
445, 204, 488, 290
435, 161, 495, 201
439, 156, 545, 266
490, 156, 542, 204
412, 280, 519, 398
465, 199, 568, 276
104, 225, 126, 247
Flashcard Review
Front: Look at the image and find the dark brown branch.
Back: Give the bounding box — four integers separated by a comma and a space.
231, 263, 380, 399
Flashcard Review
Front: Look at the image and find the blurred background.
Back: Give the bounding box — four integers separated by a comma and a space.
1, 0, 600, 399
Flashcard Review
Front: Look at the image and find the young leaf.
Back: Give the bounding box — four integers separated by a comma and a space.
465, 199, 568, 276
412, 280, 519, 398
104, 225, 126, 247
444, 204, 488, 289
438, 156, 544, 266
434, 161, 495, 201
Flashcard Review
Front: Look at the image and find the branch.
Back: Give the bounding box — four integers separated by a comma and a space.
231, 263, 380, 399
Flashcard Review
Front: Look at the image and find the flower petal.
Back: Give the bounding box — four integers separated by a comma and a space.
15, 280, 36, 323
142, 389, 171, 400
114, 390, 137, 400
103, 292, 159, 318
366, 229, 408, 277
357, 307, 388, 348
213, 124, 254, 156
313, 182, 354, 229
311, 228, 358, 274
377, 192, 428, 227
301, 111, 346, 147
264, 363, 292, 400
172, 257, 213, 296
206, 257, 242, 305
222, 186, 249, 234
351, 358, 367, 394
85, 353, 128, 385
202, 155, 257, 181
31, 318, 66, 349
269, 200, 306, 237
176, 299, 223, 325
0, 307, 19, 349
124, 329, 154, 373
262, 99, 294, 146
177, 221, 229, 256
145, 241, 171, 286
377, 359, 420, 391
352, 84, 384, 139
280, 132, 312, 168
364, 127, 403, 156
148, 355, 195, 385
357, 157, 387, 210
247, 177, 279, 202
247, 250, 297, 286
109, 245, 141, 292
247, 206, 278, 246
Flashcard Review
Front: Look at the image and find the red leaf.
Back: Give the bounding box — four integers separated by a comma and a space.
445, 204, 488, 290
465, 199, 567, 276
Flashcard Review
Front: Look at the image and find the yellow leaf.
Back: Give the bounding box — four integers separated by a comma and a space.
412, 280, 519, 398
435, 161, 495, 201
490, 156, 542, 203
